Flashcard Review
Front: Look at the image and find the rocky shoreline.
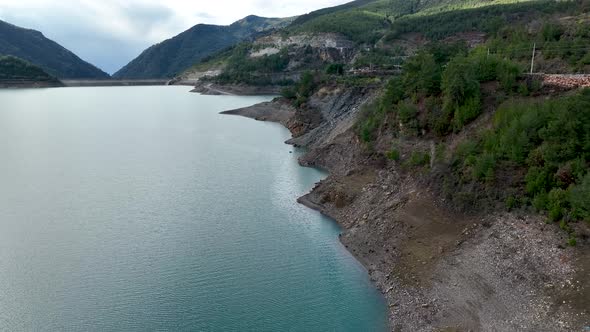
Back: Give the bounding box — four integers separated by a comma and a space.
221, 86, 589, 331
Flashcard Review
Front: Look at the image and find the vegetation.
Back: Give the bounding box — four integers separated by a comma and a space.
288, 0, 546, 44
172, 0, 590, 242
0, 55, 57, 81
353, 47, 405, 70
211, 44, 293, 86
114, 16, 294, 79
449, 90, 590, 239
349, 2, 589, 237
386, 0, 590, 73
387, 0, 579, 42
290, 9, 389, 44
0, 19, 108, 79
357, 42, 523, 147
281, 71, 317, 107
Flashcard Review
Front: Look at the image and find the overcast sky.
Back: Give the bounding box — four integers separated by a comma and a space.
0, 0, 349, 74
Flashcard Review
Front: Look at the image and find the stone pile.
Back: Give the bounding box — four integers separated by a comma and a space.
542, 74, 590, 89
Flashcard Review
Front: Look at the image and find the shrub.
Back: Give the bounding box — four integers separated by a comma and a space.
526, 166, 553, 195
453, 96, 482, 131
505, 195, 519, 210
357, 101, 384, 143
547, 188, 568, 221
403, 51, 442, 96
326, 63, 345, 75
571, 173, 590, 221
293, 71, 317, 107
281, 87, 297, 99
381, 77, 405, 110
397, 102, 419, 134
455, 140, 479, 162
442, 56, 481, 130
397, 103, 418, 124
533, 191, 549, 211
542, 22, 563, 41
406, 151, 431, 168
496, 60, 521, 92
472, 153, 496, 181
387, 148, 401, 161
568, 237, 577, 247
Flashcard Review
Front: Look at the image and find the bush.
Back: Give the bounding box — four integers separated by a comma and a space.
571, 173, 590, 221
406, 151, 431, 168
442, 56, 481, 131
526, 166, 553, 195
386, 148, 401, 161
505, 195, 519, 210
547, 188, 568, 221
452, 89, 590, 226
281, 87, 297, 99
568, 237, 577, 247
357, 101, 384, 143
472, 153, 496, 181
397, 102, 420, 135
453, 96, 482, 131
381, 77, 405, 110
496, 60, 521, 92
403, 51, 442, 96
533, 191, 549, 211
326, 63, 345, 75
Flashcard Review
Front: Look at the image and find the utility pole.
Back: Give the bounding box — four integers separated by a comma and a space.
530, 43, 536, 74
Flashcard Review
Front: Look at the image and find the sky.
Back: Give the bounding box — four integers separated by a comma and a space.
0, 0, 350, 74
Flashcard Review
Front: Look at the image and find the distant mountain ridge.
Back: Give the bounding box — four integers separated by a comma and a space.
0, 20, 109, 79
113, 15, 296, 79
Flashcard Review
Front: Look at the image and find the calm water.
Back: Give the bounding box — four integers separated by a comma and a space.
0, 86, 387, 331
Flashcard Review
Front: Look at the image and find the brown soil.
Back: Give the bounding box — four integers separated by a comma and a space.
221, 87, 590, 331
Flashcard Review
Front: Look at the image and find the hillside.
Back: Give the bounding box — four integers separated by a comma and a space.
195, 0, 590, 330
0, 20, 109, 79
184, 0, 579, 89
0, 55, 62, 87
113, 15, 295, 79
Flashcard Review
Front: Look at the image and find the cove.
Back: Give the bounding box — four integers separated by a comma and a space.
0, 86, 387, 331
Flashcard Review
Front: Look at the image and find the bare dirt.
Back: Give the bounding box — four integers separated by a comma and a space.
221, 86, 590, 331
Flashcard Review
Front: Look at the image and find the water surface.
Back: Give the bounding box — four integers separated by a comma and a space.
0, 87, 387, 331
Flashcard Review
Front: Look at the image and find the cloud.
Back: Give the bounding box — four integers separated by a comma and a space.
0, 0, 349, 74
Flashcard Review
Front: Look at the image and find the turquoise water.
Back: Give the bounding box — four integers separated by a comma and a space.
0, 87, 387, 331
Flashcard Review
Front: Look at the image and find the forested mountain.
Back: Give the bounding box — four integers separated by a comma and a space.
0, 20, 109, 79
0, 55, 58, 81
113, 15, 295, 79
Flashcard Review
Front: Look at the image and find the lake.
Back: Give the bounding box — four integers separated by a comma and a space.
0, 86, 387, 331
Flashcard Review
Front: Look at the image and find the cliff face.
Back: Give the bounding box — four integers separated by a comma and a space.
114, 16, 295, 79
223, 86, 590, 331
177, 32, 357, 87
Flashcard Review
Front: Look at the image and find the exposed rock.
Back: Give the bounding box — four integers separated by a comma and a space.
220, 86, 590, 331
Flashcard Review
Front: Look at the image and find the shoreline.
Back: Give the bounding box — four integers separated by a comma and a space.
190, 81, 283, 96
62, 79, 170, 87
219, 90, 590, 331
0, 80, 63, 89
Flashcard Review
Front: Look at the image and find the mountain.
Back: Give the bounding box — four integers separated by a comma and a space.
188, 1, 590, 330
113, 15, 296, 79
0, 55, 63, 87
0, 20, 109, 79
